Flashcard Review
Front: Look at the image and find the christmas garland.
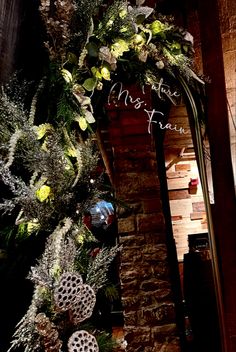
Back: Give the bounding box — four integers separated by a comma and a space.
0, 1, 204, 351
39, 0, 203, 132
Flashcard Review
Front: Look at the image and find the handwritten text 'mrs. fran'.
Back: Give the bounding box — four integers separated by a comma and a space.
107, 81, 187, 135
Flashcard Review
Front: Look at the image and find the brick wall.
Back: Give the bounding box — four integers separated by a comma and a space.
219, 0, 236, 188
107, 85, 181, 352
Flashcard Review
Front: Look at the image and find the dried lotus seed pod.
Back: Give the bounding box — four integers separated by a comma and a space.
68, 330, 99, 352
54, 272, 83, 311
70, 284, 96, 323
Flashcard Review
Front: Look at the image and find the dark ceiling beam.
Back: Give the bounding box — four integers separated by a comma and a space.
197, 1, 236, 351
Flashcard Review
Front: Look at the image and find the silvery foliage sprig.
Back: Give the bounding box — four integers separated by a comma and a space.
8, 218, 74, 352
28, 218, 74, 287
8, 286, 46, 352
8, 217, 120, 351
0, 87, 104, 231
86, 245, 121, 292
0, 158, 35, 215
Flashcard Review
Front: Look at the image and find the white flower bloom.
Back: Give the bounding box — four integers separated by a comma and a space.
184, 31, 194, 44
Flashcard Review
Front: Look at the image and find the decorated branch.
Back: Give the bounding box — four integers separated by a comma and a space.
38, 0, 203, 132
0, 0, 205, 351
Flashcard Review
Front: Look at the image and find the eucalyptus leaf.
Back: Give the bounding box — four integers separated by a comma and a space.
136, 14, 146, 24
136, 0, 146, 5
84, 110, 96, 123
91, 66, 103, 79
83, 78, 97, 91
128, 5, 154, 19
77, 116, 88, 131
86, 42, 99, 57
101, 66, 111, 80
67, 52, 78, 64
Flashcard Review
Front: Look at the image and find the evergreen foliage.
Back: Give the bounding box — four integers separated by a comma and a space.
0, 0, 205, 351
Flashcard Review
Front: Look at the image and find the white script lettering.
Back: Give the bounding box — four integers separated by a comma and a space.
108, 81, 186, 135
144, 109, 187, 135
108, 82, 145, 110
151, 78, 180, 104
144, 109, 164, 134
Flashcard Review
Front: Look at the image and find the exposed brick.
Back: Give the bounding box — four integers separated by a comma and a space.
144, 233, 167, 244
121, 123, 148, 137
143, 250, 168, 262
120, 288, 139, 298
165, 340, 182, 352
115, 149, 156, 159
125, 326, 151, 344
120, 270, 140, 283
120, 247, 142, 263
119, 234, 146, 247
137, 213, 165, 233
122, 295, 140, 310
114, 150, 157, 172
116, 134, 153, 147
152, 263, 170, 278
108, 89, 180, 350
142, 244, 167, 255
118, 216, 136, 233
123, 312, 138, 326
117, 202, 142, 218
114, 157, 156, 172
142, 198, 162, 213
121, 279, 139, 291
140, 278, 170, 292
140, 303, 176, 325
113, 144, 153, 155
140, 288, 172, 305
115, 172, 160, 198
138, 263, 169, 280
151, 324, 178, 339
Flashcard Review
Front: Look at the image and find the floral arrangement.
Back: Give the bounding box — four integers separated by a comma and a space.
0, 1, 204, 352
38, 0, 203, 132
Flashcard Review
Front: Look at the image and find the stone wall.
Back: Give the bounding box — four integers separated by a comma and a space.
107, 85, 181, 352
219, 0, 236, 188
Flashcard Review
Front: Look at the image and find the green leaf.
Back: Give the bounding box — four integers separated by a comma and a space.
82, 78, 97, 91
170, 42, 181, 54
67, 52, 78, 64
36, 185, 51, 202
150, 20, 165, 35
34, 123, 53, 140
91, 66, 103, 79
136, 14, 146, 24
101, 66, 111, 80
77, 116, 88, 131
84, 110, 96, 123
86, 42, 99, 57
27, 220, 40, 234
111, 39, 129, 58
183, 44, 189, 53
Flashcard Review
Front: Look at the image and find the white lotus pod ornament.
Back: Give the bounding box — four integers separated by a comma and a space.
70, 284, 96, 323
68, 330, 99, 352
54, 272, 83, 311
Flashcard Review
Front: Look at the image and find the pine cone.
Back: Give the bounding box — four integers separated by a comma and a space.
35, 313, 62, 352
